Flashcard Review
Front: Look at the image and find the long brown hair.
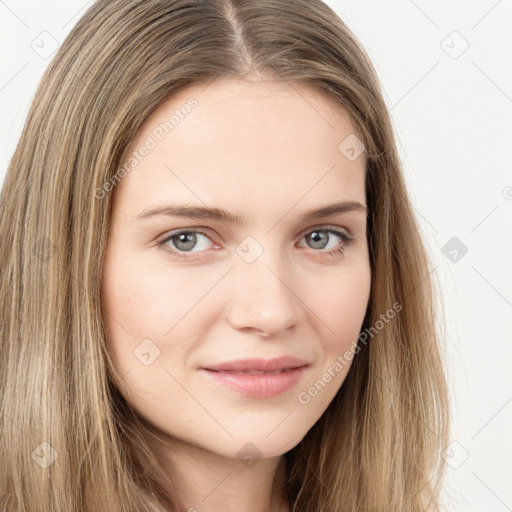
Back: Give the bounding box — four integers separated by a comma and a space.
0, 0, 450, 510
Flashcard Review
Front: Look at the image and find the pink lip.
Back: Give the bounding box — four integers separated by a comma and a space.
199, 357, 310, 398
202, 356, 309, 372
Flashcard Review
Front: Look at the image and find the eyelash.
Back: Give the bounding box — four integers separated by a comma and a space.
155, 226, 355, 260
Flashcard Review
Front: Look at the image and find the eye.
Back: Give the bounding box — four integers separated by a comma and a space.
156, 226, 355, 260
156, 228, 217, 258
298, 227, 355, 257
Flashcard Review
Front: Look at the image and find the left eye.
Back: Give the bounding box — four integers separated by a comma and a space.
298, 228, 350, 251
156, 227, 354, 258
159, 230, 213, 254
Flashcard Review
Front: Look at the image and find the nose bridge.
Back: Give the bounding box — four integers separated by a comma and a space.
227, 235, 300, 335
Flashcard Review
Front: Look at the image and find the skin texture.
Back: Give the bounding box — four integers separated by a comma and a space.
101, 78, 371, 512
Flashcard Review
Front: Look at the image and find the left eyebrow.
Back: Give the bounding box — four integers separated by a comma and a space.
133, 200, 368, 224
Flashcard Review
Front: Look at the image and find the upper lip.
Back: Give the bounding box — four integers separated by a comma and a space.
201, 356, 310, 372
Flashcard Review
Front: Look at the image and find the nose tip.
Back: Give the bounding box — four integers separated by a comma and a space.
226, 261, 299, 337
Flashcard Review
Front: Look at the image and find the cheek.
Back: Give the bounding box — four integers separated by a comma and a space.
101, 256, 225, 386
101, 259, 196, 420
293, 264, 370, 417
99, 247, 372, 456
103, 257, 206, 338
310, 262, 371, 350
101, 257, 176, 381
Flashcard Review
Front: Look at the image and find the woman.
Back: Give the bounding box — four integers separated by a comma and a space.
0, 0, 450, 511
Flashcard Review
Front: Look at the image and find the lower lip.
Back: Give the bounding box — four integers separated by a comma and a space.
199, 366, 308, 398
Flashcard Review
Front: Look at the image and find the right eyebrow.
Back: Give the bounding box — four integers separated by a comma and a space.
133, 200, 369, 225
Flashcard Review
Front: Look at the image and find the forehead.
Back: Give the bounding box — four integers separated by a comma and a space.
112, 78, 366, 219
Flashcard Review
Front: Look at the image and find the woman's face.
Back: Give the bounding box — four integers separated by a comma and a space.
101, 78, 371, 460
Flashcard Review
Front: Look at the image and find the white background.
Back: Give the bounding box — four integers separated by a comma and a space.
1, 1, 511, 510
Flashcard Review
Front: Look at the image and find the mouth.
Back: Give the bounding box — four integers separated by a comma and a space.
199, 357, 310, 398
207, 368, 297, 375
201, 356, 310, 373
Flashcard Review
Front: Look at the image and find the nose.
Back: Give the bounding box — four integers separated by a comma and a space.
226, 249, 301, 337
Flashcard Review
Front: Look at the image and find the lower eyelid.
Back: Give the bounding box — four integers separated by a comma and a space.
158, 228, 354, 257
158, 227, 350, 244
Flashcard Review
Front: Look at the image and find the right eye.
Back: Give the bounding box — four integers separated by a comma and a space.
156, 228, 219, 258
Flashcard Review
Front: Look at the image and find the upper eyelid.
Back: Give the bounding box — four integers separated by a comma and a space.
157, 224, 353, 246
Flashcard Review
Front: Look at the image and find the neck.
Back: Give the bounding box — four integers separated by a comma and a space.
145, 432, 289, 512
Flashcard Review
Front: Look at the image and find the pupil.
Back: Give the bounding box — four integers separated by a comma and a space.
175, 232, 196, 251
171, 231, 331, 252
310, 231, 327, 249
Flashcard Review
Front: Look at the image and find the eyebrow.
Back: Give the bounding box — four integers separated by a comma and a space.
134, 200, 368, 224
